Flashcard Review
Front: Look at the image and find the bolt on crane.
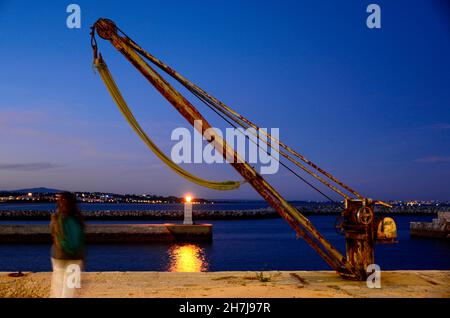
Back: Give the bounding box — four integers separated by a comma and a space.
91, 18, 397, 281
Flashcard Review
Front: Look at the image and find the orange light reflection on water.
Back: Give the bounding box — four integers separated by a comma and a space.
168, 244, 208, 272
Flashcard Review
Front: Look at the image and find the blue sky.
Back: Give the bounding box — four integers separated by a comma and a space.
0, 0, 449, 200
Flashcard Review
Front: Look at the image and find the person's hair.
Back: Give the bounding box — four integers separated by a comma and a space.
56, 192, 83, 224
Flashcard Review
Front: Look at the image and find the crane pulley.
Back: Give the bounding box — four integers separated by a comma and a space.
90, 18, 397, 281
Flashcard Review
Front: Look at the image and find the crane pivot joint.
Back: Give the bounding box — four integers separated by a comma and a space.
94, 18, 118, 40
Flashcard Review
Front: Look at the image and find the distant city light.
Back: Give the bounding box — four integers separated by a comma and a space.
185, 195, 192, 203
27, 192, 33, 197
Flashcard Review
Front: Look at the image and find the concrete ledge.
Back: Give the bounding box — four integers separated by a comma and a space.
411, 212, 450, 239
0, 271, 448, 298
0, 224, 212, 243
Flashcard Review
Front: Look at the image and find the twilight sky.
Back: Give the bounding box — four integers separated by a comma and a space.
0, 0, 449, 200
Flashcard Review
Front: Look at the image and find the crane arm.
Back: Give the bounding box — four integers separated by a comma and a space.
91, 18, 396, 280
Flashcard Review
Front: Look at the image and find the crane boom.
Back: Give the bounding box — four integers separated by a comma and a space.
91, 18, 397, 280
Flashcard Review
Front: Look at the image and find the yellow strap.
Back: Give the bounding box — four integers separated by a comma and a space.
94, 57, 241, 191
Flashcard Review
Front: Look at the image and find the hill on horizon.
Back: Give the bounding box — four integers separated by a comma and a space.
1, 187, 64, 194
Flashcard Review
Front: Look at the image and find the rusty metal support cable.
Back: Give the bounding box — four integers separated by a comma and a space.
188, 84, 344, 205
124, 35, 364, 200
189, 88, 351, 200
111, 24, 348, 202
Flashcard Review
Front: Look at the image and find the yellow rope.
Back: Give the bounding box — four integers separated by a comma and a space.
94, 56, 242, 191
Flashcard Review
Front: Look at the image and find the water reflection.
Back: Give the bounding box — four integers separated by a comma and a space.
167, 244, 208, 272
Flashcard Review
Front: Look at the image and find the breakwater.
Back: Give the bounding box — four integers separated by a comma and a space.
0, 208, 280, 220
0, 206, 447, 220
410, 212, 450, 239
293, 203, 450, 215
0, 204, 447, 220
0, 224, 213, 243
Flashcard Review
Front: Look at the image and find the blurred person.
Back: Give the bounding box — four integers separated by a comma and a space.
50, 192, 85, 298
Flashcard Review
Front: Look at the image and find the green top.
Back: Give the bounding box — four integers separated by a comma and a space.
50, 214, 85, 260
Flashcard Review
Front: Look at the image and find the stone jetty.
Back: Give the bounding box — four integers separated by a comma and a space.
0, 224, 212, 243
410, 212, 450, 239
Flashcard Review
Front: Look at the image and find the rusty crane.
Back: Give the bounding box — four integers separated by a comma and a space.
90, 18, 397, 281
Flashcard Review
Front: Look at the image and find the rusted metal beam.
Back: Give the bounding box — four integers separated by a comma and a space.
92, 18, 361, 279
